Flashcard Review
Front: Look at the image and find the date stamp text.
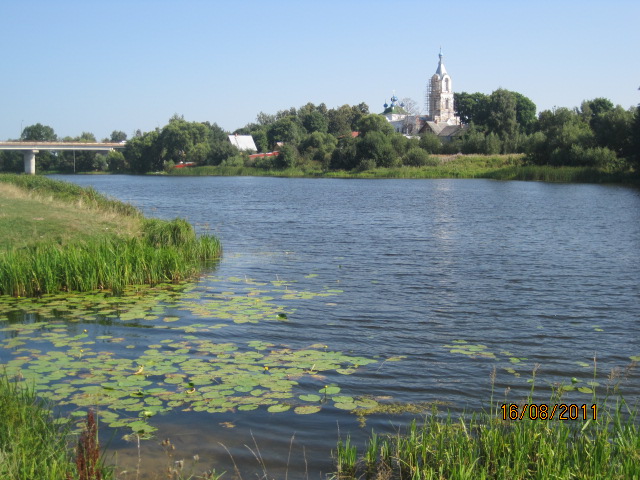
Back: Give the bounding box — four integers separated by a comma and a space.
500, 403, 597, 421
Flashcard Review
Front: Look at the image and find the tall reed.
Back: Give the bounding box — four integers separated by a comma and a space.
0, 373, 113, 480
334, 388, 639, 479
0, 220, 221, 297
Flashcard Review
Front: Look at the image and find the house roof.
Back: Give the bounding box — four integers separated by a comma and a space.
228, 134, 257, 152
422, 122, 466, 137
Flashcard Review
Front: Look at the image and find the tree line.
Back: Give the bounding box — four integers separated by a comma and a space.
1, 91, 638, 174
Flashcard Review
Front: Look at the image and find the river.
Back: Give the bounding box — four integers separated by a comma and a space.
2, 175, 639, 478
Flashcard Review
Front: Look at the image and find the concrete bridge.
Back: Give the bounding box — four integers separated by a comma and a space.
0, 142, 126, 174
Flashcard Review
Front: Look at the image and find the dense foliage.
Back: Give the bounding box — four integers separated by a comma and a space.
1, 92, 638, 176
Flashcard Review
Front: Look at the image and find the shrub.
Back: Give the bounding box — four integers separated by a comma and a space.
403, 148, 437, 167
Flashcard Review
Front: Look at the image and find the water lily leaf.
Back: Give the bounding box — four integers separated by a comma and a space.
332, 396, 354, 404
320, 386, 340, 395
334, 402, 357, 410
355, 398, 378, 409
294, 405, 321, 414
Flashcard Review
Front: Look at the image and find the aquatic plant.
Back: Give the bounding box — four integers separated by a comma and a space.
0, 277, 377, 436
0, 216, 221, 297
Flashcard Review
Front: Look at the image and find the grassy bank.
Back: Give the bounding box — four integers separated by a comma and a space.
0, 373, 112, 480
0, 175, 221, 297
167, 155, 638, 184
334, 386, 640, 479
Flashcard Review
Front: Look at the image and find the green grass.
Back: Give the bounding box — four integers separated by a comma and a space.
0, 174, 139, 216
333, 380, 640, 479
0, 175, 221, 297
0, 373, 112, 480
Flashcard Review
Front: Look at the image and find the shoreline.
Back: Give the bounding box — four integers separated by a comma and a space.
163, 155, 639, 185
0, 174, 221, 297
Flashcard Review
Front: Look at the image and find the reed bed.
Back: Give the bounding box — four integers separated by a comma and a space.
0, 219, 221, 297
333, 394, 640, 479
481, 165, 634, 184
0, 175, 221, 297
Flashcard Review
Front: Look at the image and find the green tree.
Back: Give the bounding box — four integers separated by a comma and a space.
591, 105, 634, 157
256, 111, 276, 126
419, 132, 442, 153
487, 89, 518, 149
327, 105, 356, 136
109, 130, 127, 143
459, 125, 486, 154
18, 123, 57, 170
159, 117, 208, 164
21, 123, 57, 141
580, 98, 614, 128
251, 129, 268, 152
0, 151, 23, 172
454, 92, 489, 126
206, 141, 237, 166
274, 144, 298, 169
403, 147, 434, 166
301, 110, 329, 134
299, 131, 337, 164
105, 150, 128, 172
528, 107, 595, 165
267, 116, 304, 147
631, 105, 640, 170
513, 92, 537, 134
124, 130, 162, 172
356, 131, 397, 167
330, 136, 358, 170
357, 114, 394, 137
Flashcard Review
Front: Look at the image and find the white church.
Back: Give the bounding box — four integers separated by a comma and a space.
383, 50, 466, 141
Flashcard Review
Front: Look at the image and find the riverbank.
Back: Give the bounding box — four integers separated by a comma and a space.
167, 154, 638, 184
335, 396, 640, 479
0, 174, 221, 296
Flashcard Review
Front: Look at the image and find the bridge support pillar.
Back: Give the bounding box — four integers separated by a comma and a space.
23, 150, 38, 175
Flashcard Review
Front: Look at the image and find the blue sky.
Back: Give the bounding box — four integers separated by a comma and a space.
1, 0, 639, 141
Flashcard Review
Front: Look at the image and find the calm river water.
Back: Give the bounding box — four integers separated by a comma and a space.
5, 175, 640, 478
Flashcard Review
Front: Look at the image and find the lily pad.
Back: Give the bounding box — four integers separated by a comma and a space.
267, 404, 291, 413
294, 405, 321, 414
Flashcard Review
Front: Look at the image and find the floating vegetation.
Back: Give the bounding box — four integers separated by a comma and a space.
444, 340, 609, 396
0, 276, 378, 436
353, 401, 446, 428
443, 340, 496, 359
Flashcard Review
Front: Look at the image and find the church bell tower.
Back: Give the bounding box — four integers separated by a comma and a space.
426, 49, 460, 125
